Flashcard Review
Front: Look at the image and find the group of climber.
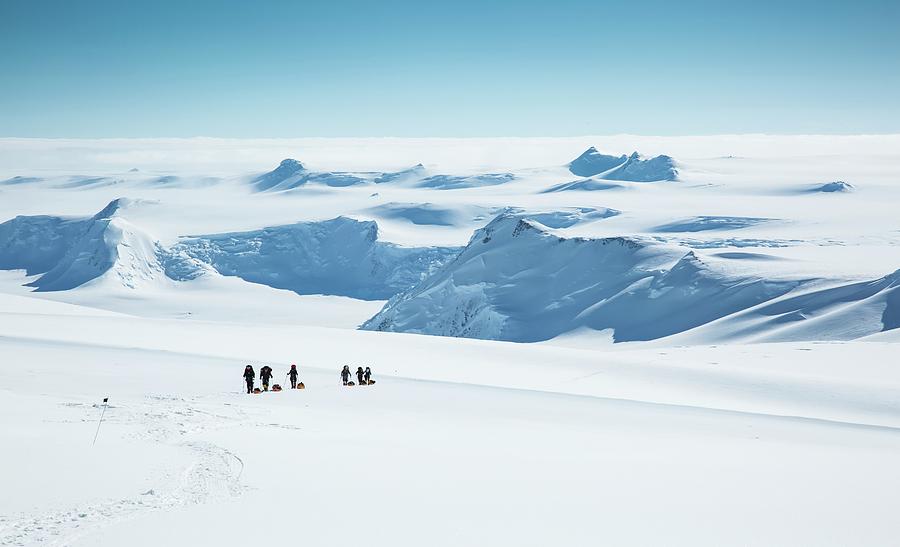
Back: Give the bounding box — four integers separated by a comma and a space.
242, 363, 375, 393
341, 365, 373, 386
243, 363, 302, 394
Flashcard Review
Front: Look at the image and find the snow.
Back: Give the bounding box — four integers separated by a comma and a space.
542, 178, 627, 192
567, 146, 628, 177
362, 215, 820, 342
417, 172, 516, 189
602, 151, 678, 182
1, 135, 899, 546
252, 158, 370, 191
653, 215, 777, 232
170, 217, 460, 300
568, 148, 678, 181
813, 180, 854, 193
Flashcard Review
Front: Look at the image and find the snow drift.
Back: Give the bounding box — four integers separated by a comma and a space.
500, 207, 620, 228
417, 173, 515, 190
541, 179, 626, 193
677, 269, 900, 343
362, 213, 899, 342
1, 176, 42, 185
567, 147, 677, 182
653, 216, 776, 233
366, 203, 459, 226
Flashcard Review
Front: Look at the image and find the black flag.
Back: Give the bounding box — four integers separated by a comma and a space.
103, 397, 109, 403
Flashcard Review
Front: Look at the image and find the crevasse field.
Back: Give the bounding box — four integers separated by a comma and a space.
1, 135, 899, 546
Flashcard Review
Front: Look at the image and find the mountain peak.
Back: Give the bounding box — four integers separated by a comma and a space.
568, 148, 628, 177
92, 198, 134, 220
278, 158, 305, 171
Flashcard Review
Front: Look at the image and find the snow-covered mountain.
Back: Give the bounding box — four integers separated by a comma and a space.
0, 198, 167, 291
172, 217, 460, 300
362, 212, 898, 342
0, 199, 460, 299
0, 136, 897, 344
567, 147, 677, 181
813, 181, 854, 193
251, 158, 370, 190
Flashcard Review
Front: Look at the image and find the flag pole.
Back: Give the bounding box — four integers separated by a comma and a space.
92, 397, 109, 447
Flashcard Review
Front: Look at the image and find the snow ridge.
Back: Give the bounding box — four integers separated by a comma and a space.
362, 213, 898, 342
252, 159, 369, 191
0, 198, 166, 291
172, 217, 461, 300
0, 200, 461, 299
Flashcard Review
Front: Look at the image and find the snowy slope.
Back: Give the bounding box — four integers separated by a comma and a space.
363, 213, 898, 342
2, 295, 900, 547
0, 136, 899, 547
0, 198, 168, 291
172, 217, 460, 299
0, 200, 460, 300
568, 147, 677, 181
251, 158, 370, 190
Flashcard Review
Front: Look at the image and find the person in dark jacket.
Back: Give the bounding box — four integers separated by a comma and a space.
364, 366, 372, 384
260, 365, 274, 391
243, 365, 255, 394
288, 364, 299, 389
356, 366, 365, 385
341, 365, 351, 385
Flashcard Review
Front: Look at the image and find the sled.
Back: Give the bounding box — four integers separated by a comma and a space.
272, 384, 283, 392
297, 382, 305, 389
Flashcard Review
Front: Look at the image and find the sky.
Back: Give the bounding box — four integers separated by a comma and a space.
1, 0, 899, 137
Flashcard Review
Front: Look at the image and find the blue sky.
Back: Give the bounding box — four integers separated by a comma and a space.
2, 0, 898, 137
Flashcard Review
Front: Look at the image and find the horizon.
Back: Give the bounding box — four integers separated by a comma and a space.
3, 133, 900, 177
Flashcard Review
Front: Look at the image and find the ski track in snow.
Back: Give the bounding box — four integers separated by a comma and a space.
0, 396, 250, 547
